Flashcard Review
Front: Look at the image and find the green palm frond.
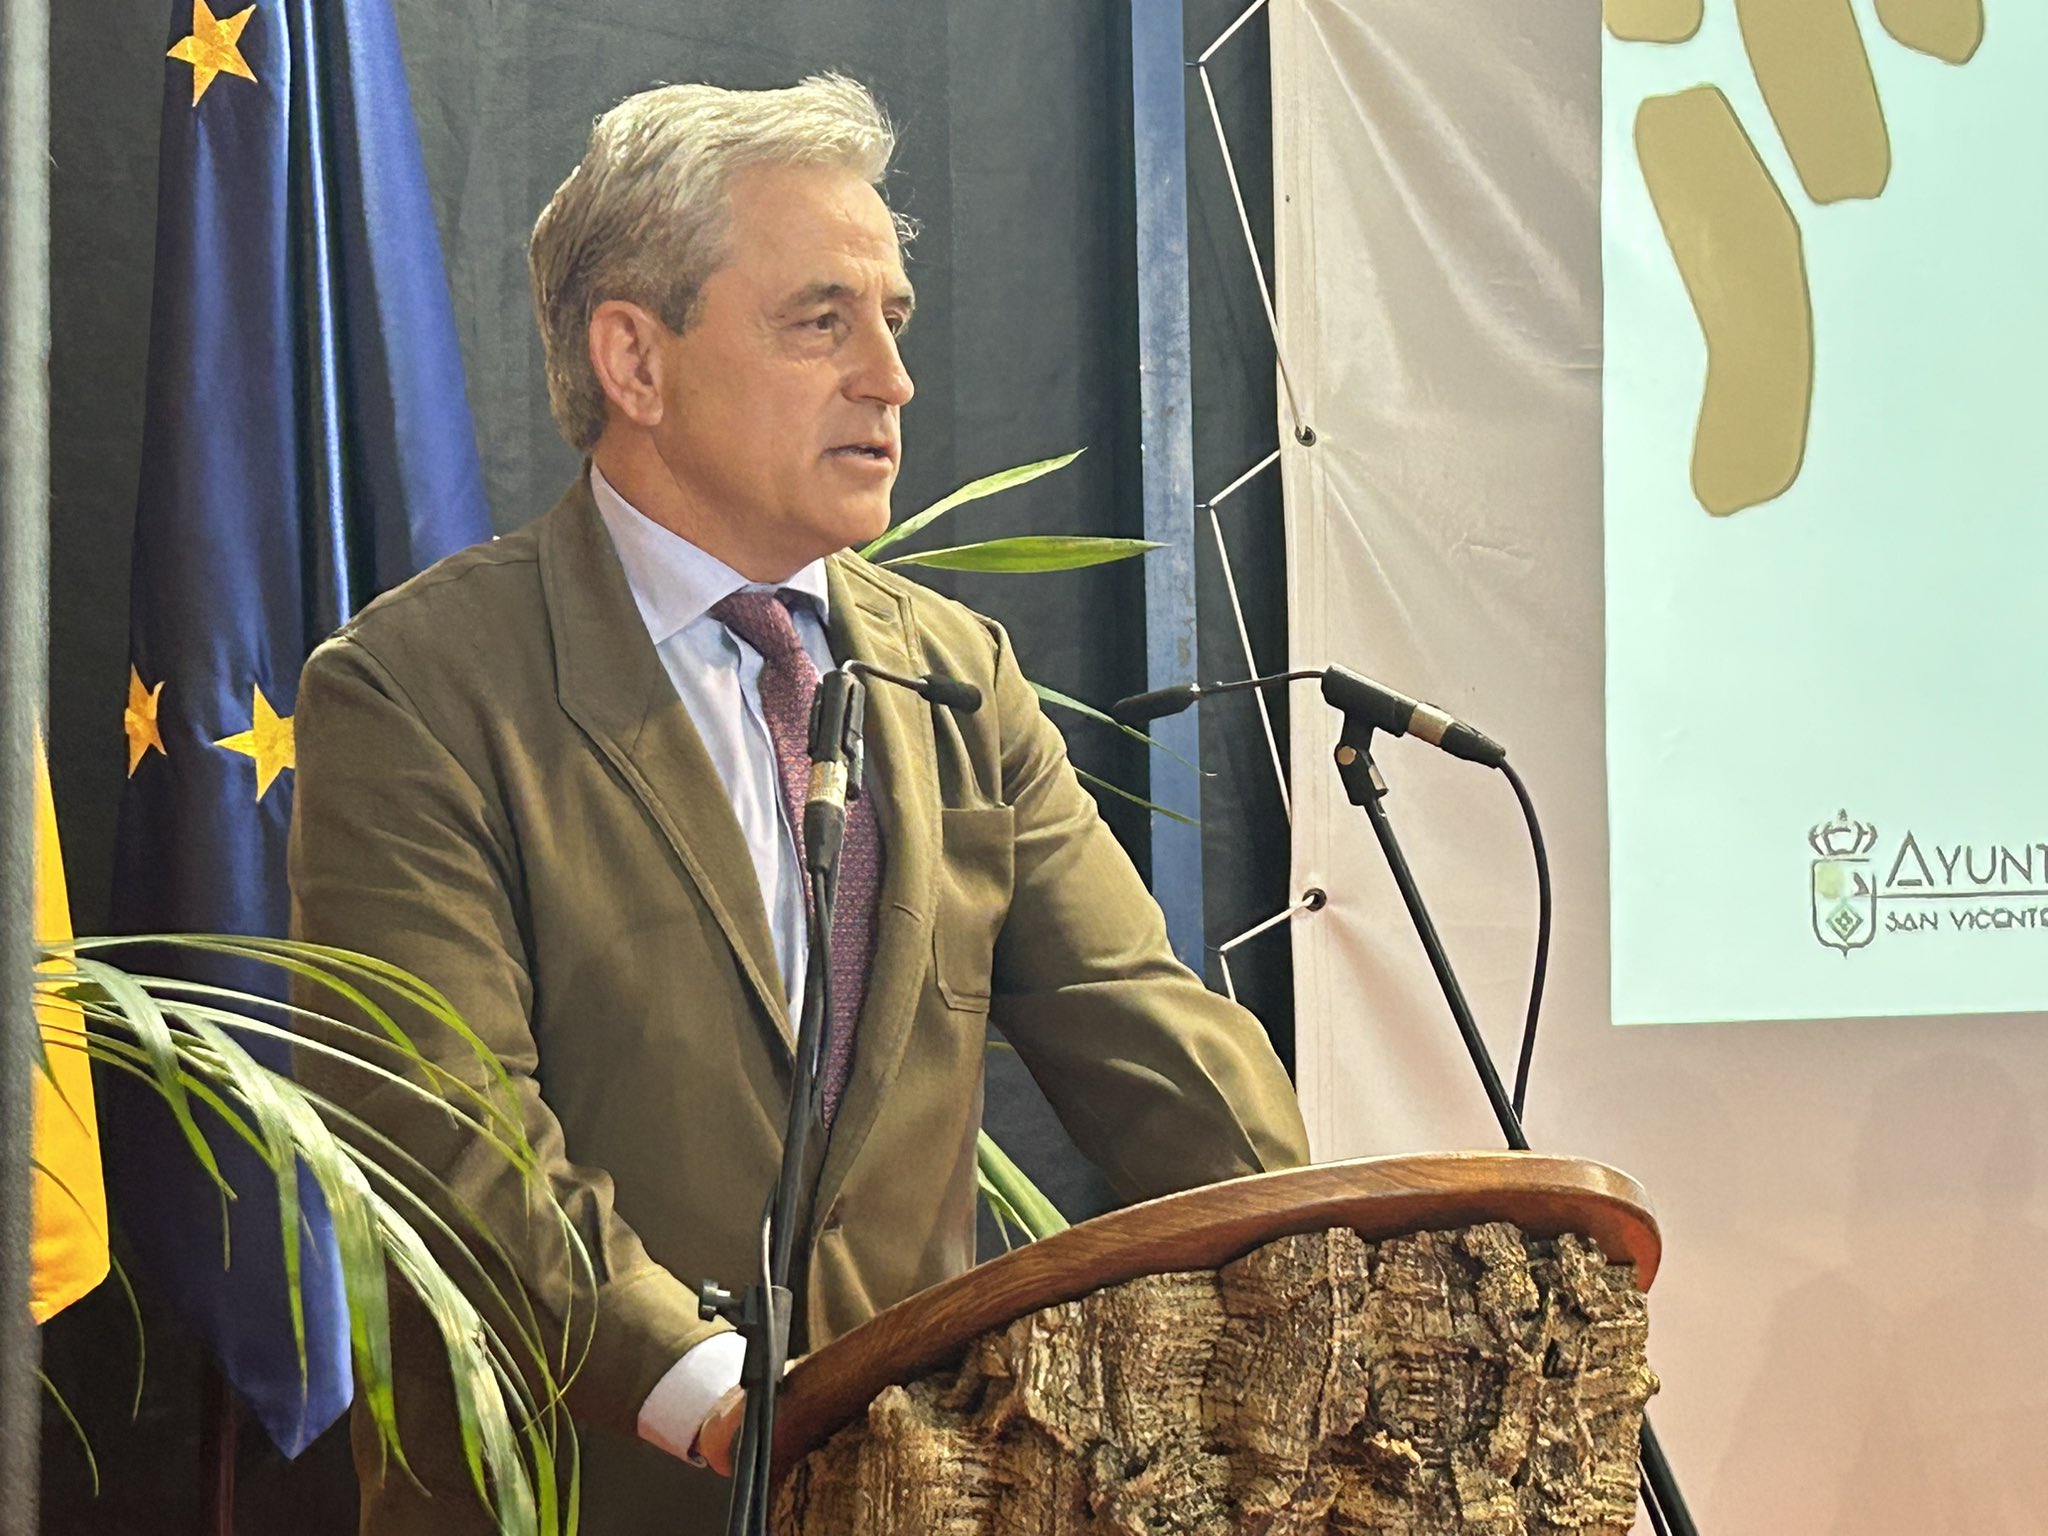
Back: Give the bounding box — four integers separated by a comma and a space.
1074, 767, 1200, 827
39, 1371, 97, 1496
975, 1131, 1068, 1243
860, 449, 1085, 560
38, 936, 587, 1536
880, 535, 1160, 573
107, 1251, 146, 1418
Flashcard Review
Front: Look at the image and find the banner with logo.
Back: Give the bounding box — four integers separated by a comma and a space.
1605, 3, 2045, 1022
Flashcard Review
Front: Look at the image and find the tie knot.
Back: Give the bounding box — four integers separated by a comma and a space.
710, 588, 808, 664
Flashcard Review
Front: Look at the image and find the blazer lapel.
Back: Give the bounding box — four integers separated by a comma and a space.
813, 554, 941, 1208
537, 480, 790, 1042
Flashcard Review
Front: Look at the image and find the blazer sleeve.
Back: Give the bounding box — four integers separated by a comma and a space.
979, 620, 1312, 1199
289, 632, 721, 1438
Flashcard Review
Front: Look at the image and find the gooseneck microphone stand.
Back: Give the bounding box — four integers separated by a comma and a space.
700, 667, 864, 1536
699, 659, 982, 1536
1318, 680, 1698, 1536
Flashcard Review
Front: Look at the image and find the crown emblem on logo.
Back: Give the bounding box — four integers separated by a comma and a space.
1809, 809, 1877, 859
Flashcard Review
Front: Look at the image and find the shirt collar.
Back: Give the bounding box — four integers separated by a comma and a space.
588, 461, 832, 647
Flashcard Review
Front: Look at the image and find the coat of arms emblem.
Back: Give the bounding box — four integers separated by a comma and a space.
1810, 810, 1878, 954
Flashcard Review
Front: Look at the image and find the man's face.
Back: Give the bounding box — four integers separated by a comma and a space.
646, 162, 915, 578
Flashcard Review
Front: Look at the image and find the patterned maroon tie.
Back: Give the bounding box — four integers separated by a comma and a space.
708, 589, 882, 1125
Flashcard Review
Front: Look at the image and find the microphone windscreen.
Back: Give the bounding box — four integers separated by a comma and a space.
921, 674, 983, 714
1110, 684, 1201, 724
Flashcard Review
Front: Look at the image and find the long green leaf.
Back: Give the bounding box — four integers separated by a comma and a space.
113, 978, 538, 1176
83, 1001, 389, 1432
132, 1021, 543, 1527
189, 1016, 366, 1438
563, 1403, 582, 1536
286, 1080, 589, 1404
80, 1032, 266, 1163
179, 1014, 313, 1390
108, 1252, 147, 1419
977, 1172, 1025, 1253
1073, 767, 1200, 826
975, 1131, 1067, 1240
113, 935, 530, 1158
528, 1415, 560, 1536
859, 448, 1084, 559
39, 1370, 98, 1496
882, 535, 1160, 573
73, 958, 229, 1197
86, 1029, 347, 1437
378, 1203, 538, 1532
1029, 682, 1204, 773
26, 1150, 100, 1233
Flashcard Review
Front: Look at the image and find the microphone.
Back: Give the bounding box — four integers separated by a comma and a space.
804, 662, 983, 876
847, 660, 983, 715
1111, 666, 1506, 769
1319, 667, 1505, 770
1110, 683, 1203, 723
1112, 671, 1321, 725
803, 670, 864, 875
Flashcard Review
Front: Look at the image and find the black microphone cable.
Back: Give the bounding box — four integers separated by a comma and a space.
1500, 758, 1551, 1124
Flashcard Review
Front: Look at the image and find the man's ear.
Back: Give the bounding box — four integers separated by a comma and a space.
588, 300, 669, 428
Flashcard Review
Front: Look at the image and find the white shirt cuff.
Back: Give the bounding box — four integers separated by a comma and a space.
637, 1332, 748, 1464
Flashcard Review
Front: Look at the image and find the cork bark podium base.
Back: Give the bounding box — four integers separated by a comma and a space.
768, 1157, 1661, 1535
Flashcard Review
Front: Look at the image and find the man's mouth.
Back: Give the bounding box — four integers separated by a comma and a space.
827, 442, 895, 464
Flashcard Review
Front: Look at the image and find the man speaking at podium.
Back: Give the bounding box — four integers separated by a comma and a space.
290, 74, 1307, 1533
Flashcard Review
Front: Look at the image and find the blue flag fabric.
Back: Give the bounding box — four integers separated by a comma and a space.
109, 0, 491, 1456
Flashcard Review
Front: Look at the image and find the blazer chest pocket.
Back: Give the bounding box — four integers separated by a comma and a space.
934, 805, 1015, 1012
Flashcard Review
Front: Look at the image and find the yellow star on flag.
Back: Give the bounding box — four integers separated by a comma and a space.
215, 683, 295, 801
167, 0, 258, 106
125, 666, 168, 777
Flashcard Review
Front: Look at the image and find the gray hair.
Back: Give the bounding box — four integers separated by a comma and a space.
529, 73, 908, 450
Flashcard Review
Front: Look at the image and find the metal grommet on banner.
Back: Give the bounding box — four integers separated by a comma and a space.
1294, 424, 1317, 446
1214, 887, 1331, 1003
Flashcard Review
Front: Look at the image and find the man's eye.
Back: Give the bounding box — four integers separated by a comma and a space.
806, 313, 839, 333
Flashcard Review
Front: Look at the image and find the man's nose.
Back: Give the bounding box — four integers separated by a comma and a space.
848, 320, 914, 407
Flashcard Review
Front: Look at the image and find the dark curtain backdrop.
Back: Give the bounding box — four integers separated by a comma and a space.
39, 2, 1291, 1529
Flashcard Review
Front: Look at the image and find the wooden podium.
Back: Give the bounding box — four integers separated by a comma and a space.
768, 1153, 1661, 1534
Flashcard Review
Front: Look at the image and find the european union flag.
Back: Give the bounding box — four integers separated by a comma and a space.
108, 0, 491, 1456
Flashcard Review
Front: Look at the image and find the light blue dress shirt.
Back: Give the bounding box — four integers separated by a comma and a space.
589, 462, 835, 1013
588, 462, 835, 1458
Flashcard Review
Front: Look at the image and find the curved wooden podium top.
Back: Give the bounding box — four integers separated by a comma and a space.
773, 1151, 1657, 1470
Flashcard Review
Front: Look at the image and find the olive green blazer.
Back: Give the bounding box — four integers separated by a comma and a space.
289, 479, 1308, 1533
